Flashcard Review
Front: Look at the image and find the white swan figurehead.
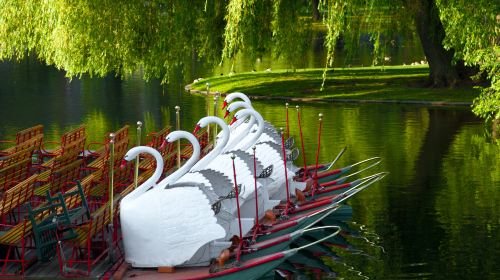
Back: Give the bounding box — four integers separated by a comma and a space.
222, 92, 252, 110
229, 108, 265, 152
157, 130, 201, 187
191, 116, 230, 171
120, 144, 225, 267
224, 100, 253, 127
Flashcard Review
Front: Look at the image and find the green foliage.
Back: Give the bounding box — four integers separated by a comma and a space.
0, 0, 497, 122
271, 0, 310, 68
0, 0, 227, 83
222, 0, 273, 66
435, 0, 500, 121
472, 85, 500, 121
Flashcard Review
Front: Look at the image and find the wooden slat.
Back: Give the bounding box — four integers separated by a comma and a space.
0, 174, 37, 217
16, 125, 44, 144
87, 139, 129, 170
0, 146, 35, 169
0, 174, 94, 246
86, 125, 130, 159
35, 159, 83, 196
0, 158, 32, 191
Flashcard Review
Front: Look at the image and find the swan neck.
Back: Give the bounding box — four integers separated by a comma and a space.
223, 115, 255, 152
121, 147, 164, 203
228, 92, 251, 105
191, 117, 230, 171
240, 111, 264, 151
163, 133, 201, 185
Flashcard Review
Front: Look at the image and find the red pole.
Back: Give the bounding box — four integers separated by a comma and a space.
285, 103, 290, 139
280, 128, 291, 216
312, 113, 323, 197
251, 146, 259, 242
231, 155, 243, 262
297, 105, 308, 181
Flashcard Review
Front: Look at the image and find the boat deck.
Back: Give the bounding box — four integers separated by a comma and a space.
0, 246, 116, 279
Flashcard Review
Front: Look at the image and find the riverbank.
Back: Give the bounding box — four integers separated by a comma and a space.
188, 66, 479, 106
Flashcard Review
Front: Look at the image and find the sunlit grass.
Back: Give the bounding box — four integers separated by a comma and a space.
191, 66, 480, 103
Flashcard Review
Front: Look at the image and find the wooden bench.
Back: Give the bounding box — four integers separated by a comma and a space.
0, 158, 32, 193
41, 125, 85, 160
29, 181, 91, 263
35, 159, 84, 197
86, 138, 129, 171
0, 175, 37, 225
85, 125, 130, 159
41, 136, 86, 169
0, 125, 43, 156
0, 146, 35, 169
56, 169, 152, 277
58, 203, 116, 277
0, 176, 93, 276
36, 144, 87, 186
145, 125, 171, 150
181, 127, 209, 159
87, 159, 135, 200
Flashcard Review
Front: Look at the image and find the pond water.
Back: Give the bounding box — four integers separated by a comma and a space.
0, 50, 499, 279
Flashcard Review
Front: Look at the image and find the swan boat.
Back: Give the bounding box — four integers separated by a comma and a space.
119, 95, 387, 278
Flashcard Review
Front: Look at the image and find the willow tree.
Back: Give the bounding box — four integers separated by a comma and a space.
0, 0, 227, 83
0, 0, 498, 123
221, 0, 499, 123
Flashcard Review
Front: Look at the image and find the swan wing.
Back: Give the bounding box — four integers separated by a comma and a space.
122, 187, 225, 267
158, 187, 226, 266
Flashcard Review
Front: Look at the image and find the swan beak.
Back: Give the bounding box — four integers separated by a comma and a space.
193, 124, 201, 134
224, 110, 230, 118
120, 159, 128, 169
229, 116, 237, 125
160, 140, 167, 150
221, 100, 228, 109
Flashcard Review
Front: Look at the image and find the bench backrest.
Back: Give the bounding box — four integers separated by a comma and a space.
49, 159, 83, 194
146, 125, 171, 150
27, 202, 59, 262
16, 125, 43, 145
61, 126, 85, 147
46, 181, 90, 238
0, 158, 32, 191
0, 146, 35, 169
61, 136, 86, 157
13, 134, 43, 154
110, 125, 129, 144
0, 175, 37, 217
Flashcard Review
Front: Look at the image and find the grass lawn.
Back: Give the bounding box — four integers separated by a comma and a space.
190, 66, 480, 103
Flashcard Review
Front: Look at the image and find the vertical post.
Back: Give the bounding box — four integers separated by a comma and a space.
213, 94, 219, 140
206, 83, 211, 145
252, 146, 259, 228
175, 106, 181, 169
134, 121, 142, 189
280, 128, 291, 216
297, 105, 308, 181
312, 113, 323, 196
108, 133, 115, 211
107, 132, 115, 262
231, 154, 243, 262
285, 103, 290, 139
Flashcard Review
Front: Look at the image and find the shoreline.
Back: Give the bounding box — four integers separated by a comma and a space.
185, 84, 472, 107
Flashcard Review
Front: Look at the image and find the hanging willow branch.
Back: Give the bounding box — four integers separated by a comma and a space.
321, 0, 346, 90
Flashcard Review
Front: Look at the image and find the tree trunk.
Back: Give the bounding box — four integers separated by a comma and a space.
412, 0, 459, 87
312, 0, 320, 21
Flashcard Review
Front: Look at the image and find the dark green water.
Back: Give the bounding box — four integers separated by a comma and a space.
0, 56, 499, 279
